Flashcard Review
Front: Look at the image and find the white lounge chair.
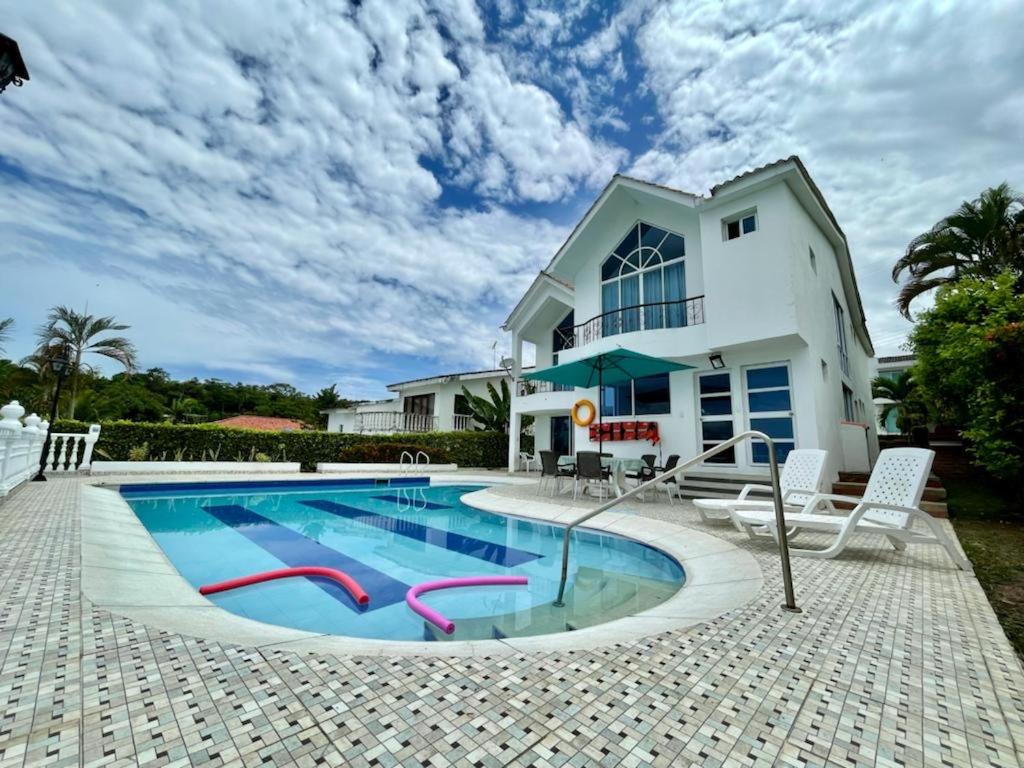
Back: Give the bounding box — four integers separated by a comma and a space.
731, 448, 972, 571
693, 449, 828, 524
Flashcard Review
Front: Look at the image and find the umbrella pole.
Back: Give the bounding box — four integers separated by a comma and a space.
597, 366, 603, 454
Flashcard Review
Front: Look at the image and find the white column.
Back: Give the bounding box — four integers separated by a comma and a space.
507, 331, 523, 473
79, 424, 102, 471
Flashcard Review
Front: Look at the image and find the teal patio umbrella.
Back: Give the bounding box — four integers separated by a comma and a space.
522, 348, 693, 453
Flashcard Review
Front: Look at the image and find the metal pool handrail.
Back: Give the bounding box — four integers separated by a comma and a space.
552, 430, 801, 613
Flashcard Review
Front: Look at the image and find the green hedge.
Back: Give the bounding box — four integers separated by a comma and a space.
53, 420, 511, 470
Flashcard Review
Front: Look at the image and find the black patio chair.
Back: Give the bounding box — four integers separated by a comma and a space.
538, 450, 574, 496
574, 451, 611, 500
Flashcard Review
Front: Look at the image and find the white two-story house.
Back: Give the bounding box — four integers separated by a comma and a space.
322, 367, 530, 434
504, 156, 878, 486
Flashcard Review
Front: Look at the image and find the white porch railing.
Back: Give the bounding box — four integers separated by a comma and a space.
354, 411, 438, 434
453, 414, 475, 431
0, 400, 102, 498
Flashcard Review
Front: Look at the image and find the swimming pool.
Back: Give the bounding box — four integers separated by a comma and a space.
122, 478, 685, 642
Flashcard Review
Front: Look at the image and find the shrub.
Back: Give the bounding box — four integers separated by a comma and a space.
127, 443, 149, 462
52, 420, 509, 470
336, 443, 451, 464
910, 272, 1024, 487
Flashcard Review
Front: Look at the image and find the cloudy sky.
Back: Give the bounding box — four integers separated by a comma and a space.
2, 0, 1022, 398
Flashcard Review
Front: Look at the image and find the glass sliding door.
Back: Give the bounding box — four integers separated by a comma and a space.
550, 415, 573, 457
698, 372, 735, 464
744, 364, 795, 464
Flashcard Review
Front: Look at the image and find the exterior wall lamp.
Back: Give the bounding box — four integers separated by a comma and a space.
32, 348, 71, 482
708, 352, 725, 370
0, 34, 30, 95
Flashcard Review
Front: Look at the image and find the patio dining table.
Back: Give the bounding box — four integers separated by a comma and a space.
558, 455, 645, 498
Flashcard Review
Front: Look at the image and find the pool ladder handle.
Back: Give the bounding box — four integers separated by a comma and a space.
399, 450, 431, 475
552, 430, 801, 614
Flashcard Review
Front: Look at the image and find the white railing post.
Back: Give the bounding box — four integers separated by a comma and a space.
22, 414, 42, 480
80, 424, 101, 471
0, 401, 25, 496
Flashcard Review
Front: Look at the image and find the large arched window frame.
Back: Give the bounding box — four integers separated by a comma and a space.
600, 222, 687, 336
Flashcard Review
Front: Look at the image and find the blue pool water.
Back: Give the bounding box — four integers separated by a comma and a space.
122, 479, 685, 641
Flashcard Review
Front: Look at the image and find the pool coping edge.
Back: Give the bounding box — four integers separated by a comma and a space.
79, 475, 763, 658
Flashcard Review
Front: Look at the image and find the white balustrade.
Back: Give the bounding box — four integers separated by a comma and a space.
0, 400, 102, 498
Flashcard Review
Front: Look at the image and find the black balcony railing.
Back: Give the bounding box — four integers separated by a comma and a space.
516, 379, 575, 397
554, 295, 705, 350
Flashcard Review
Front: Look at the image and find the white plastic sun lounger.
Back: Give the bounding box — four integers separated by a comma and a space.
693, 449, 828, 524
730, 448, 972, 571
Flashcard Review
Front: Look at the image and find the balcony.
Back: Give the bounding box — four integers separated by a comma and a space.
452, 414, 475, 431
516, 379, 575, 397
554, 296, 705, 350
354, 411, 438, 434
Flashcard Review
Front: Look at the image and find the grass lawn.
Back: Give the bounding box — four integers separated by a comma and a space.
947, 475, 1024, 657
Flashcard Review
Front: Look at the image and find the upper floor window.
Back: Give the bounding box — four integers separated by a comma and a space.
832, 293, 850, 376
723, 210, 757, 241
600, 222, 686, 336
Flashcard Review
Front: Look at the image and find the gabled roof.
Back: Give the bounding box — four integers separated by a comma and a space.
502, 270, 574, 330
508, 155, 874, 355
387, 366, 535, 391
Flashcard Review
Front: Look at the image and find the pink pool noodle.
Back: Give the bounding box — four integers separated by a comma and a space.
406, 576, 529, 635
199, 566, 370, 605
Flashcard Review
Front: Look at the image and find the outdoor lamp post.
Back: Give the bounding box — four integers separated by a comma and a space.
0, 34, 30, 94
32, 351, 70, 482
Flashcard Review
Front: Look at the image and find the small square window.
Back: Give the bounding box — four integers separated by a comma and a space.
723, 210, 757, 241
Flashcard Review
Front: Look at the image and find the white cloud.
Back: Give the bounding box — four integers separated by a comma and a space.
630, 0, 1024, 352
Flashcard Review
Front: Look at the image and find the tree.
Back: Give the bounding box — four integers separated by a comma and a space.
461, 379, 512, 433
893, 183, 1024, 318
871, 371, 929, 434
33, 306, 137, 419
910, 272, 1024, 488
0, 317, 12, 354
170, 396, 207, 424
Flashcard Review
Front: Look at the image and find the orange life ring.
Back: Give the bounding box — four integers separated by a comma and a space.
571, 399, 596, 427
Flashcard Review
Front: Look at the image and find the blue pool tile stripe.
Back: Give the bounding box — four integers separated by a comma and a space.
370, 494, 451, 510
298, 499, 543, 567
201, 504, 410, 612
121, 476, 432, 496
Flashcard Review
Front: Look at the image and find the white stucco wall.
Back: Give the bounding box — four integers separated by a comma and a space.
506, 166, 878, 478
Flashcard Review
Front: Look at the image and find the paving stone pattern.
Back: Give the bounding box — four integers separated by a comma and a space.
1, 476, 1022, 767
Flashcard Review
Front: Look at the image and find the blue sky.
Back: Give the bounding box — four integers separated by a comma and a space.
1, 0, 1022, 399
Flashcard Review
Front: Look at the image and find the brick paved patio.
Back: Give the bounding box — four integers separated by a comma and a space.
1, 475, 1022, 767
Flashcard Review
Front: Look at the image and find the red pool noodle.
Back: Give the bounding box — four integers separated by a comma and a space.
199, 566, 370, 605
406, 576, 529, 635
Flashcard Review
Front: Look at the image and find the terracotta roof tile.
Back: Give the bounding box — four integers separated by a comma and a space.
211, 415, 306, 431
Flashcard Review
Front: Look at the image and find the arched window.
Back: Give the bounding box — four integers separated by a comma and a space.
600, 222, 686, 336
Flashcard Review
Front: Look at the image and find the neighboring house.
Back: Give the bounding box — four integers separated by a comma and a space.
322, 367, 533, 434
871, 354, 917, 435
504, 156, 878, 482
211, 415, 305, 431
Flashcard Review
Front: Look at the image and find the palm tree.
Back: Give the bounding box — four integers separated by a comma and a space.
893, 183, 1024, 318
872, 371, 927, 433
0, 317, 12, 354
34, 306, 137, 419
461, 379, 513, 433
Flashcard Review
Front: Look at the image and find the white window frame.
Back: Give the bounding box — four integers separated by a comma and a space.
833, 293, 850, 377
722, 208, 758, 241
600, 221, 687, 327
697, 370, 737, 466
742, 361, 796, 466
